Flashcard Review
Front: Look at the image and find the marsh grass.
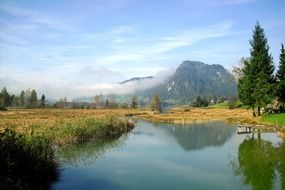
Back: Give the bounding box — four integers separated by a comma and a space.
0, 110, 136, 189
47, 115, 134, 145
0, 128, 59, 190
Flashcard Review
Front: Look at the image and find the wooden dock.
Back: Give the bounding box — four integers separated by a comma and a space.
237, 125, 253, 134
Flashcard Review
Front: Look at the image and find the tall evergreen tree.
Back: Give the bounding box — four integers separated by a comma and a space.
40, 94, 46, 108
30, 89, 38, 108
1, 87, 11, 107
19, 90, 25, 108
238, 22, 275, 116
238, 59, 256, 116
105, 99, 109, 109
276, 44, 285, 111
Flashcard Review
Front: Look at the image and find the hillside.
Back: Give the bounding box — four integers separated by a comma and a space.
136, 61, 237, 104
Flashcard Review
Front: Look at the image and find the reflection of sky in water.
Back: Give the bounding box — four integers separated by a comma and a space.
54, 121, 283, 190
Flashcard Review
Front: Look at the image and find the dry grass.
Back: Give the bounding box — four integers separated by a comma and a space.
1, 108, 283, 138
0, 109, 146, 144
138, 107, 261, 125
0, 108, 146, 133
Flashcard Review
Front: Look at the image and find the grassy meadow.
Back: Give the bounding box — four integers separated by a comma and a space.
261, 113, 285, 127
0, 109, 146, 145
1, 108, 284, 140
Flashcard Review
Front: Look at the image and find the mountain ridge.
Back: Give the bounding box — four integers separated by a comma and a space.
132, 60, 237, 104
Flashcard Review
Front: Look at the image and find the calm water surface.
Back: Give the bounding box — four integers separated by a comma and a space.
53, 121, 285, 190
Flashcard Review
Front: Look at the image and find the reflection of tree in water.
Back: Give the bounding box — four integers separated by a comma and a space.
232, 134, 285, 190
277, 142, 285, 190
164, 122, 235, 151
56, 134, 128, 167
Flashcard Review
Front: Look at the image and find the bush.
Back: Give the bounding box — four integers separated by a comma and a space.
191, 96, 209, 107
228, 97, 238, 109
0, 106, 7, 111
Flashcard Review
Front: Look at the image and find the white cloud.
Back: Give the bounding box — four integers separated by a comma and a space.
0, 3, 237, 99
0, 65, 176, 100
0, 20, 235, 99
94, 21, 234, 65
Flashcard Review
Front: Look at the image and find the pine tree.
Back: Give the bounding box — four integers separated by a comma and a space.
19, 90, 25, 108
276, 44, 285, 111
1, 87, 11, 107
40, 94, 46, 108
238, 22, 275, 116
30, 89, 38, 108
238, 59, 256, 116
105, 99, 109, 109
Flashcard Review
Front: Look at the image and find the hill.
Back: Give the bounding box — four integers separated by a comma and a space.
135, 61, 237, 104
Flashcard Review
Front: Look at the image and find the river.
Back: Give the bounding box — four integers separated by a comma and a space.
53, 120, 285, 190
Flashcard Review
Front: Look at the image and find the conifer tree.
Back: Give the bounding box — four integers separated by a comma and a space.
19, 90, 25, 107
40, 94, 46, 108
30, 89, 38, 108
276, 44, 285, 111
238, 22, 275, 116
1, 87, 11, 107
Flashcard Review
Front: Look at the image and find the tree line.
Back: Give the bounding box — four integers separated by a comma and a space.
0, 88, 162, 112
0, 88, 45, 109
237, 22, 285, 116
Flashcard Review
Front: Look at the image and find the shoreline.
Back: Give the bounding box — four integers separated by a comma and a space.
1, 108, 284, 138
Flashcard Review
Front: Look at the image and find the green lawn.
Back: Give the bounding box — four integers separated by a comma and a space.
261, 113, 285, 127
211, 101, 246, 109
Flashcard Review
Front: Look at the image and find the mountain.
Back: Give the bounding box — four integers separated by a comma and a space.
119, 76, 154, 84
136, 61, 237, 104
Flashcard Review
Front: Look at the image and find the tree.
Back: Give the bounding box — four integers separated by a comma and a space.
276, 44, 285, 111
0, 87, 11, 107
30, 89, 38, 108
105, 99, 109, 109
0, 91, 3, 108
192, 96, 209, 107
56, 97, 67, 108
25, 89, 32, 108
238, 59, 256, 115
150, 95, 161, 112
234, 136, 277, 190
10, 95, 19, 107
238, 22, 275, 116
228, 96, 238, 109
40, 94, 46, 108
19, 90, 25, 108
131, 96, 138, 109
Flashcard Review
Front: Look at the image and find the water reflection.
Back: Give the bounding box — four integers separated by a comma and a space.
162, 121, 236, 151
232, 134, 285, 190
56, 135, 127, 167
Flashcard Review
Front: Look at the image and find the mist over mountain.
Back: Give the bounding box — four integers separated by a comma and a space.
127, 60, 237, 104
119, 76, 154, 84
73, 60, 237, 104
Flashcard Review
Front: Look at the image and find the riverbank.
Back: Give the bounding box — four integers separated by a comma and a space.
1, 108, 284, 138
0, 109, 137, 189
0, 109, 138, 145
135, 107, 285, 132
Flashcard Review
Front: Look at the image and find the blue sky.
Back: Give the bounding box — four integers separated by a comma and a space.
0, 0, 284, 99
